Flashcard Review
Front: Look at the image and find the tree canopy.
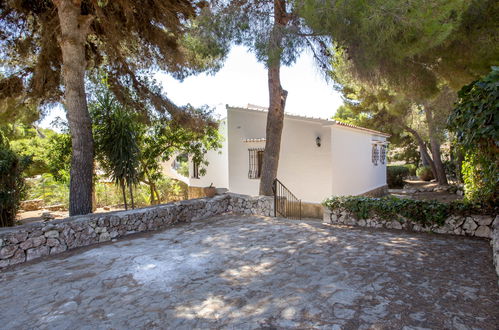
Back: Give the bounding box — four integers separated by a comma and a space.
0, 0, 226, 214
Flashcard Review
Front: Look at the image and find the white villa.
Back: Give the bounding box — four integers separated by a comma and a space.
187, 105, 390, 204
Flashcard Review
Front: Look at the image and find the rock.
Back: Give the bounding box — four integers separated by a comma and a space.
41, 212, 55, 222
7, 232, 28, 244
358, 219, 366, 226
20, 199, 44, 211
50, 244, 67, 255
474, 226, 491, 238
9, 249, 26, 265
391, 221, 402, 230
46, 204, 66, 211
26, 246, 50, 261
475, 216, 493, 226
19, 236, 46, 250
0, 245, 18, 259
46, 238, 60, 247
44, 230, 59, 238
99, 232, 111, 242
404, 189, 417, 194
462, 218, 478, 233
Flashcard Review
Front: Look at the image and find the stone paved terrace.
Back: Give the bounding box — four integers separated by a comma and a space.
1, 215, 498, 329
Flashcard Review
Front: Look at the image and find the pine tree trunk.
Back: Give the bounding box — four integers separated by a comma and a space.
404, 126, 437, 177
259, 0, 288, 196
425, 108, 448, 185
56, 0, 94, 215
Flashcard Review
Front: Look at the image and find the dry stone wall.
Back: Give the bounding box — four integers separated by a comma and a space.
0, 193, 273, 269
323, 208, 496, 238
493, 219, 499, 280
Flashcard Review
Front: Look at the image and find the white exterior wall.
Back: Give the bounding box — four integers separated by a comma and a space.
188, 121, 229, 189
187, 106, 388, 203
227, 108, 333, 203
330, 125, 387, 196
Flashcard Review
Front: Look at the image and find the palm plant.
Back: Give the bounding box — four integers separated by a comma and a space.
92, 91, 141, 210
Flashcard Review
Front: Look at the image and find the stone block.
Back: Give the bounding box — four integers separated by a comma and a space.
46, 238, 60, 247
474, 226, 491, 238
7, 231, 28, 244
99, 232, 111, 242
0, 245, 18, 259
26, 246, 50, 261
475, 216, 493, 226
44, 230, 59, 238
50, 244, 67, 255
391, 221, 402, 230
462, 218, 478, 233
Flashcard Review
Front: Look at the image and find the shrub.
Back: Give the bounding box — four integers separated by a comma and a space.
323, 196, 492, 227
448, 67, 498, 205
386, 165, 409, 188
461, 152, 498, 205
403, 164, 417, 176
25, 174, 70, 207
0, 141, 29, 227
416, 166, 434, 181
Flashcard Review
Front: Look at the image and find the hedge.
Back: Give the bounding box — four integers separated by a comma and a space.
323, 196, 491, 227
387, 165, 409, 188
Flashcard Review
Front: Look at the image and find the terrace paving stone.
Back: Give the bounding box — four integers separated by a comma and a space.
1, 215, 498, 329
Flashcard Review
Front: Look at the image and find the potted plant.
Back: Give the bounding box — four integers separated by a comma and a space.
204, 183, 217, 198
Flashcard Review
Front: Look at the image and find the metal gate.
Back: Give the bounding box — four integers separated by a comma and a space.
272, 178, 301, 220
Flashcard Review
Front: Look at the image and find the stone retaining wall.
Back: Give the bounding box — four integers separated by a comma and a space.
360, 185, 389, 198
323, 208, 496, 238
493, 219, 499, 280
0, 193, 273, 269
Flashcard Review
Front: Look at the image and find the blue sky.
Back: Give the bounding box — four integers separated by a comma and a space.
39, 46, 343, 128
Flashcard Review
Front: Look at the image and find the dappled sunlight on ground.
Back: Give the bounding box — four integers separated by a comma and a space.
0, 215, 497, 328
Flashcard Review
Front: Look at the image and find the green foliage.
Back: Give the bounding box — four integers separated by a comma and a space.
46, 133, 72, 183
94, 178, 187, 208
175, 155, 190, 177
448, 68, 499, 151
92, 90, 141, 189
461, 152, 498, 205
3, 125, 55, 177
323, 196, 450, 226
25, 174, 70, 207
403, 164, 417, 177
386, 166, 409, 188
416, 166, 434, 181
0, 137, 30, 227
448, 67, 499, 205
300, 0, 498, 96
323, 196, 491, 227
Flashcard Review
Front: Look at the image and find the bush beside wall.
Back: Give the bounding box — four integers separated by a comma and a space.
416, 166, 434, 181
387, 165, 410, 188
323, 196, 495, 229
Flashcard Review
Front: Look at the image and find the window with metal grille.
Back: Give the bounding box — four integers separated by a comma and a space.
372, 144, 379, 166
248, 148, 265, 179
380, 145, 387, 164
192, 161, 200, 179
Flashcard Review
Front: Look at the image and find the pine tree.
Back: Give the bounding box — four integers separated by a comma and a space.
0, 0, 223, 215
